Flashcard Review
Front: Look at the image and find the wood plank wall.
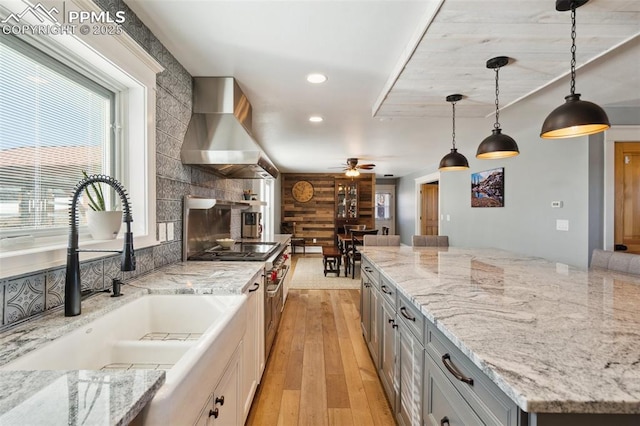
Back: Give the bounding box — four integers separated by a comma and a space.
281, 173, 375, 247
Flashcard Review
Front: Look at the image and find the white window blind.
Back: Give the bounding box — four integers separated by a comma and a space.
0, 36, 114, 236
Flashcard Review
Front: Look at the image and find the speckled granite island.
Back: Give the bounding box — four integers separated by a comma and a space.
0, 254, 272, 424
360, 246, 640, 425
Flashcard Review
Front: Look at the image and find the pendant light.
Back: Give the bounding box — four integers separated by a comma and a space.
540, 0, 610, 139
439, 94, 469, 171
476, 56, 519, 159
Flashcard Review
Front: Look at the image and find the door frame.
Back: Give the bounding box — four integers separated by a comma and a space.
604, 125, 640, 250
375, 184, 396, 235
414, 172, 440, 236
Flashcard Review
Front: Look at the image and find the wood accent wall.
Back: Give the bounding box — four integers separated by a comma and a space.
281, 173, 375, 247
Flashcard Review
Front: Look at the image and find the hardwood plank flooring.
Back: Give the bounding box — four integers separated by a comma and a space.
246, 286, 395, 426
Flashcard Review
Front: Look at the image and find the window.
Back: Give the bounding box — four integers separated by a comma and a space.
0, 36, 115, 238
0, 0, 161, 278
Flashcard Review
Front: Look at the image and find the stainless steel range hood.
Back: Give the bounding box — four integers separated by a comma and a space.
181, 77, 279, 179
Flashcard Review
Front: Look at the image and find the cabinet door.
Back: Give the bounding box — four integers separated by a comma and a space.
211, 348, 241, 426
241, 279, 262, 422
397, 319, 424, 426
336, 180, 359, 219
361, 275, 372, 342
379, 300, 397, 410
424, 354, 483, 426
368, 285, 380, 367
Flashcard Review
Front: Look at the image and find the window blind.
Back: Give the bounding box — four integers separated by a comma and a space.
0, 37, 114, 235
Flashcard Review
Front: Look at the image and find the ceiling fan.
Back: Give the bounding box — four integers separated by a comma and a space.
336, 158, 375, 176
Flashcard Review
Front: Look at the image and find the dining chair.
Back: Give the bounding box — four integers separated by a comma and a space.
412, 235, 449, 247
346, 229, 379, 278
364, 234, 400, 246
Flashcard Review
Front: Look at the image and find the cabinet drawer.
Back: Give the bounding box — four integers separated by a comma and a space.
362, 258, 379, 288
396, 291, 424, 345
379, 275, 397, 307
425, 324, 521, 426
424, 353, 483, 426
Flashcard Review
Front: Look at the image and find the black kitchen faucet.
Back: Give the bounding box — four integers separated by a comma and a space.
65, 174, 136, 316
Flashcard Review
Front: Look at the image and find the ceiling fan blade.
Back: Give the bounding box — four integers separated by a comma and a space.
357, 164, 376, 169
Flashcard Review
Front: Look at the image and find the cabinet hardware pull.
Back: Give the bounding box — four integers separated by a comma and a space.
364, 266, 373, 272
392, 323, 398, 329
209, 408, 219, 418
400, 306, 416, 321
441, 416, 450, 426
442, 353, 474, 385
381, 285, 392, 295
215, 396, 225, 406
249, 283, 260, 292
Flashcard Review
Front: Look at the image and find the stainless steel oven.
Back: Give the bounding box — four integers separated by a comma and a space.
264, 247, 289, 357
183, 195, 289, 360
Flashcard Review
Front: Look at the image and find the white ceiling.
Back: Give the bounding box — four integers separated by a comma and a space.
125, 0, 640, 177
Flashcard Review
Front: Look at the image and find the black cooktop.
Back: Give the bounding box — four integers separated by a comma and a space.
188, 242, 280, 261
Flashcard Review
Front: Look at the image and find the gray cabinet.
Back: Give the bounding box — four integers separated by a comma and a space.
379, 299, 397, 410
396, 313, 424, 426
424, 354, 483, 426
360, 268, 380, 366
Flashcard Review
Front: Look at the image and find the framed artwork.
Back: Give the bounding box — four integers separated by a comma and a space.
471, 167, 504, 207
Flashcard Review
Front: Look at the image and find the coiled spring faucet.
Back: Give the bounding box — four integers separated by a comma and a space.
65, 174, 136, 316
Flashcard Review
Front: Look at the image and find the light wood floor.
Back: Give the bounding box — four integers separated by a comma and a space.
246, 288, 395, 426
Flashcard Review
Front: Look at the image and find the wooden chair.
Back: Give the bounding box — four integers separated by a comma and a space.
346, 229, 379, 278
412, 235, 449, 247
283, 222, 305, 254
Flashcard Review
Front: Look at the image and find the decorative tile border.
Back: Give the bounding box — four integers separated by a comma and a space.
4, 274, 45, 325
45, 268, 65, 311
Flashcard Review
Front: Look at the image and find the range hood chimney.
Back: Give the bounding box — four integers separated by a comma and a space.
181, 77, 279, 179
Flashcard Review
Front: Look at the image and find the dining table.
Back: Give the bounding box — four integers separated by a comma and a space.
336, 232, 368, 277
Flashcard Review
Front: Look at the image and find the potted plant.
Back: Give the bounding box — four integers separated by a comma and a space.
82, 171, 122, 240
243, 189, 252, 200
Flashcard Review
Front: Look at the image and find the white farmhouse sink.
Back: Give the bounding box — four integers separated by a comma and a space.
2, 294, 246, 371
2, 293, 248, 425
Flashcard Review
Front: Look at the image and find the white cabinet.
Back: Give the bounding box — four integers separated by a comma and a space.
194, 344, 242, 426
241, 271, 265, 423
211, 345, 241, 425
397, 316, 424, 426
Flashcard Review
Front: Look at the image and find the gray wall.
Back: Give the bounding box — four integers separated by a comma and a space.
396, 103, 638, 270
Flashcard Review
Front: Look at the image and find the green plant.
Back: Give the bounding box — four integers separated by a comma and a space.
82, 170, 106, 211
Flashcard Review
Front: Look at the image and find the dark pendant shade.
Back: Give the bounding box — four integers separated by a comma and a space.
476, 128, 519, 159
540, 93, 610, 139
438, 148, 469, 171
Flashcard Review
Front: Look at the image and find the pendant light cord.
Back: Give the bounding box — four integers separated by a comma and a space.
451, 100, 457, 149
494, 67, 501, 130
570, 2, 577, 95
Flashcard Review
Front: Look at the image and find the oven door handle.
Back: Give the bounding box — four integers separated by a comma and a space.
266, 279, 282, 297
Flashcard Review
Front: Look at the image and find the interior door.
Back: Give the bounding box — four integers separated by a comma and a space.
375, 184, 396, 234
615, 142, 640, 254
420, 183, 439, 235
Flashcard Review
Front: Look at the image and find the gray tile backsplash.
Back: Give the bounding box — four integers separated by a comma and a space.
4, 274, 45, 325
1, 0, 252, 328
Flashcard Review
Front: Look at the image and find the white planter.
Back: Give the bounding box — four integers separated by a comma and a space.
87, 210, 122, 240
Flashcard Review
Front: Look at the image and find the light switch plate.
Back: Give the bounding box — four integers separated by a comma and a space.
158, 223, 167, 242
167, 222, 175, 241
551, 201, 563, 208
556, 219, 569, 231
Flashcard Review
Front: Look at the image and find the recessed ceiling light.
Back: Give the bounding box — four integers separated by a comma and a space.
309, 116, 323, 123
306, 73, 327, 84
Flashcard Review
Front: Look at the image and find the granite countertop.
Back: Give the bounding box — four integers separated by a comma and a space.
0, 256, 275, 425
361, 246, 640, 414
